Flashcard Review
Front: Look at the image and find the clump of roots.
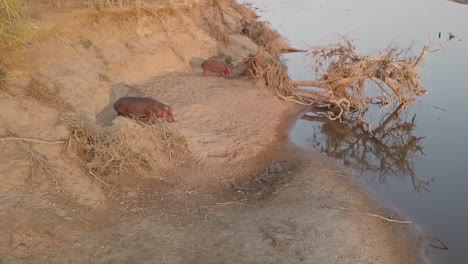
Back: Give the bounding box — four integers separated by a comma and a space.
309, 36, 433, 109
245, 36, 438, 131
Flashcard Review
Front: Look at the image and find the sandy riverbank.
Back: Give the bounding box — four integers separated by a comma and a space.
0, 0, 426, 263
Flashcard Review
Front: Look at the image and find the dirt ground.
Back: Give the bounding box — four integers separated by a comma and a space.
0, 1, 428, 263
0, 144, 428, 264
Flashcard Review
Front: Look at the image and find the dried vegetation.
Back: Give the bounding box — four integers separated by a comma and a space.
49, 0, 167, 9
59, 113, 187, 189
229, 0, 257, 20
27, 149, 67, 193
244, 29, 438, 130
199, 3, 231, 44
0, 65, 6, 91
0, 0, 31, 48
241, 20, 285, 57
305, 37, 436, 112
25, 78, 73, 111
60, 113, 132, 188
0, 128, 66, 193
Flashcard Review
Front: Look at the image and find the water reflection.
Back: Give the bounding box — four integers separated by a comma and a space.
301, 104, 434, 193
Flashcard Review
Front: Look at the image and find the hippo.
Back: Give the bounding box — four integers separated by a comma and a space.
201, 59, 234, 78
114, 97, 175, 123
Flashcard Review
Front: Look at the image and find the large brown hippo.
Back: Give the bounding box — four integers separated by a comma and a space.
114, 97, 175, 123
201, 59, 234, 78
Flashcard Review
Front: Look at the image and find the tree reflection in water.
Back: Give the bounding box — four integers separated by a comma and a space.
301, 104, 434, 193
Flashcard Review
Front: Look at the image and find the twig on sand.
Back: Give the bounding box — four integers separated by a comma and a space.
260, 226, 280, 247
421, 236, 449, 250
87, 170, 111, 189
0, 137, 66, 145
323, 205, 413, 224
200, 201, 251, 209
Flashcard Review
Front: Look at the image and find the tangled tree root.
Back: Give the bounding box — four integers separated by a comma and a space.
245, 36, 439, 131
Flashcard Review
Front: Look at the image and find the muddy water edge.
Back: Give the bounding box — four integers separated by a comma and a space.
241, 0, 468, 263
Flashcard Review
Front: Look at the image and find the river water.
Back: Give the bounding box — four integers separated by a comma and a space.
241, 0, 468, 263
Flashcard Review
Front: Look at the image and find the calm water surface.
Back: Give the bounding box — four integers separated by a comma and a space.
241, 0, 468, 263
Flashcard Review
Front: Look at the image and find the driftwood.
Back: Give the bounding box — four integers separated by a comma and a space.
245, 37, 439, 130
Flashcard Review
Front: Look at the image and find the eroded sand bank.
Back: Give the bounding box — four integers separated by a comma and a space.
0, 1, 426, 263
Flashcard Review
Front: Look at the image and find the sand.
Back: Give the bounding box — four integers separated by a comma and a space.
0, 1, 427, 263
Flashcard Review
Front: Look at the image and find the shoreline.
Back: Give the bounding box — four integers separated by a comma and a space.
258, 106, 430, 263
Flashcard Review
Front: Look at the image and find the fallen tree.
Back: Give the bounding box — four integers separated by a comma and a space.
245, 36, 439, 131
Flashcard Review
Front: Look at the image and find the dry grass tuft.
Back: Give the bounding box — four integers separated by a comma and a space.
25, 78, 73, 111
59, 113, 137, 188
212, 0, 224, 8
49, 0, 140, 9
201, 15, 230, 44
27, 149, 67, 194
228, 1, 257, 20
59, 113, 188, 188
1, 128, 66, 193
245, 48, 290, 92
241, 20, 286, 57
48, 0, 199, 9
244, 48, 310, 105
197, 3, 230, 44
0, 65, 6, 91
134, 118, 188, 161
0, 0, 31, 48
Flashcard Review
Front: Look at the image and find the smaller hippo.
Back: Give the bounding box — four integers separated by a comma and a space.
201, 59, 234, 78
114, 97, 174, 123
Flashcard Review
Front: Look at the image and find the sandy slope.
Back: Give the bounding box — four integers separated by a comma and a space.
0, 1, 427, 263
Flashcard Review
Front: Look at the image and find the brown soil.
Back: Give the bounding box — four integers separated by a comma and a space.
0, 1, 427, 263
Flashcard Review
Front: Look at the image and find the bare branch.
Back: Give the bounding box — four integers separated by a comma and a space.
0, 137, 66, 145
291, 80, 331, 90
413, 41, 439, 67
